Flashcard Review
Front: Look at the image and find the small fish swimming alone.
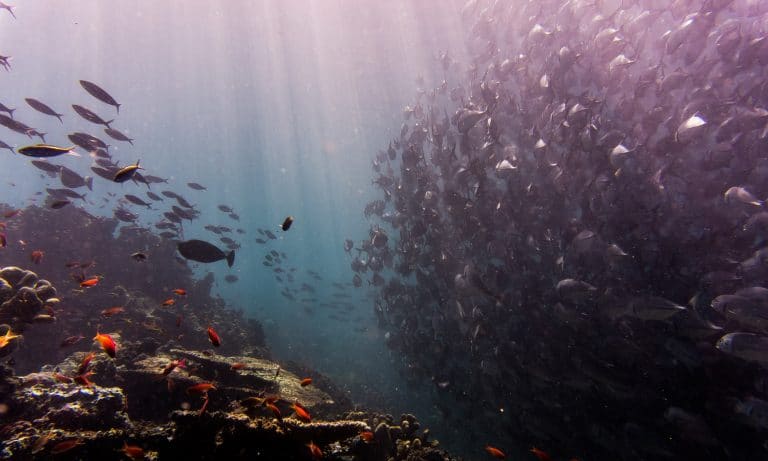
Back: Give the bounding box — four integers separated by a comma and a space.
187, 182, 206, 190
177, 239, 235, 267
94, 331, 116, 358
113, 160, 142, 183
281, 216, 294, 231
207, 326, 221, 347
79, 80, 121, 113
17, 144, 75, 158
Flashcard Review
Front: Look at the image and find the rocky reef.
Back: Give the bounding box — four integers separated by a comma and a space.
0, 347, 458, 460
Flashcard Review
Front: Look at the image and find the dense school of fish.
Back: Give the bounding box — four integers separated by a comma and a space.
349, 0, 768, 459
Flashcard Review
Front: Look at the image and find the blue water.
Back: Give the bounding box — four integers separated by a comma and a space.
0, 0, 469, 452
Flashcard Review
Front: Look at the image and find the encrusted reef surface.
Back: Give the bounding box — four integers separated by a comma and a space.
0, 349, 459, 460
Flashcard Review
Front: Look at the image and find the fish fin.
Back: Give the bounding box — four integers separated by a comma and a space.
226, 251, 235, 267
105, 119, 114, 129
85, 176, 93, 191
56, 114, 63, 124
116, 104, 121, 115
8, 108, 15, 118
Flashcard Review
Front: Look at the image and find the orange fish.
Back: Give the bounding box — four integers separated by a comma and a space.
60, 334, 85, 348
94, 332, 116, 358
207, 326, 221, 347
80, 277, 100, 288
0, 328, 21, 349
359, 431, 374, 442
292, 401, 311, 423
74, 371, 95, 387
3, 209, 20, 218
230, 362, 246, 370
121, 442, 145, 460
0, 232, 5, 248
198, 395, 210, 417
50, 439, 83, 454
300, 377, 313, 387
161, 298, 176, 307
263, 395, 280, 405
266, 402, 282, 421
101, 306, 125, 317
30, 250, 44, 264
485, 445, 506, 459
53, 372, 73, 384
306, 441, 323, 459
530, 447, 552, 461
172, 288, 187, 296
186, 382, 216, 396
77, 351, 96, 375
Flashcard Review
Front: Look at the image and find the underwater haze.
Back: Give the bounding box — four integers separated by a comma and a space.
4, 0, 768, 460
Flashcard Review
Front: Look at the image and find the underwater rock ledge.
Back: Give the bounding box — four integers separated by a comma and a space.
0, 347, 460, 460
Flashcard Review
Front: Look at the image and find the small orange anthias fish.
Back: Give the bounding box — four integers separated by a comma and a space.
30, 250, 44, 264
266, 402, 282, 421
186, 382, 216, 396
530, 447, 552, 461
307, 441, 323, 459
77, 352, 96, 375
172, 288, 187, 296
74, 371, 95, 387
162, 359, 186, 376
50, 438, 83, 454
484, 445, 506, 459
230, 362, 246, 370
101, 306, 125, 317
292, 401, 311, 423
53, 372, 73, 384
94, 332, 117, 358
359, 431, 374, 442
121, 441, 144, 460
300, 377, 313, 387
80, 276, 100, 288
161, 298, 176, 307
207, 326, 221, 347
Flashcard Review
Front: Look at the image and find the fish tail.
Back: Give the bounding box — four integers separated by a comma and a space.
105, 119, 114, 129
116, 104, 120, 115
226, 251, 235, 268
56, 114, 63, 124
85, 176, 93, 191
8, 108, 14, 119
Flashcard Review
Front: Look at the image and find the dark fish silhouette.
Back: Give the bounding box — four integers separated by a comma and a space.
0, 141, 15, 152
281, 216, 294, 231
0, 114, 33, 137
0, 102, 14, 118
60, 166, 92, 190
25, 98, 63, 123
72, 104, 113, 128
0, 2, 15, 19
103, 128, 133, 145
177, 239, 235, 267
124, 194, 152, 208
146, 191, 163, 201
187, 182, 206, 190
68, 132, 107, 151
79, 80, 121, 113
30, 160, 61, 175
